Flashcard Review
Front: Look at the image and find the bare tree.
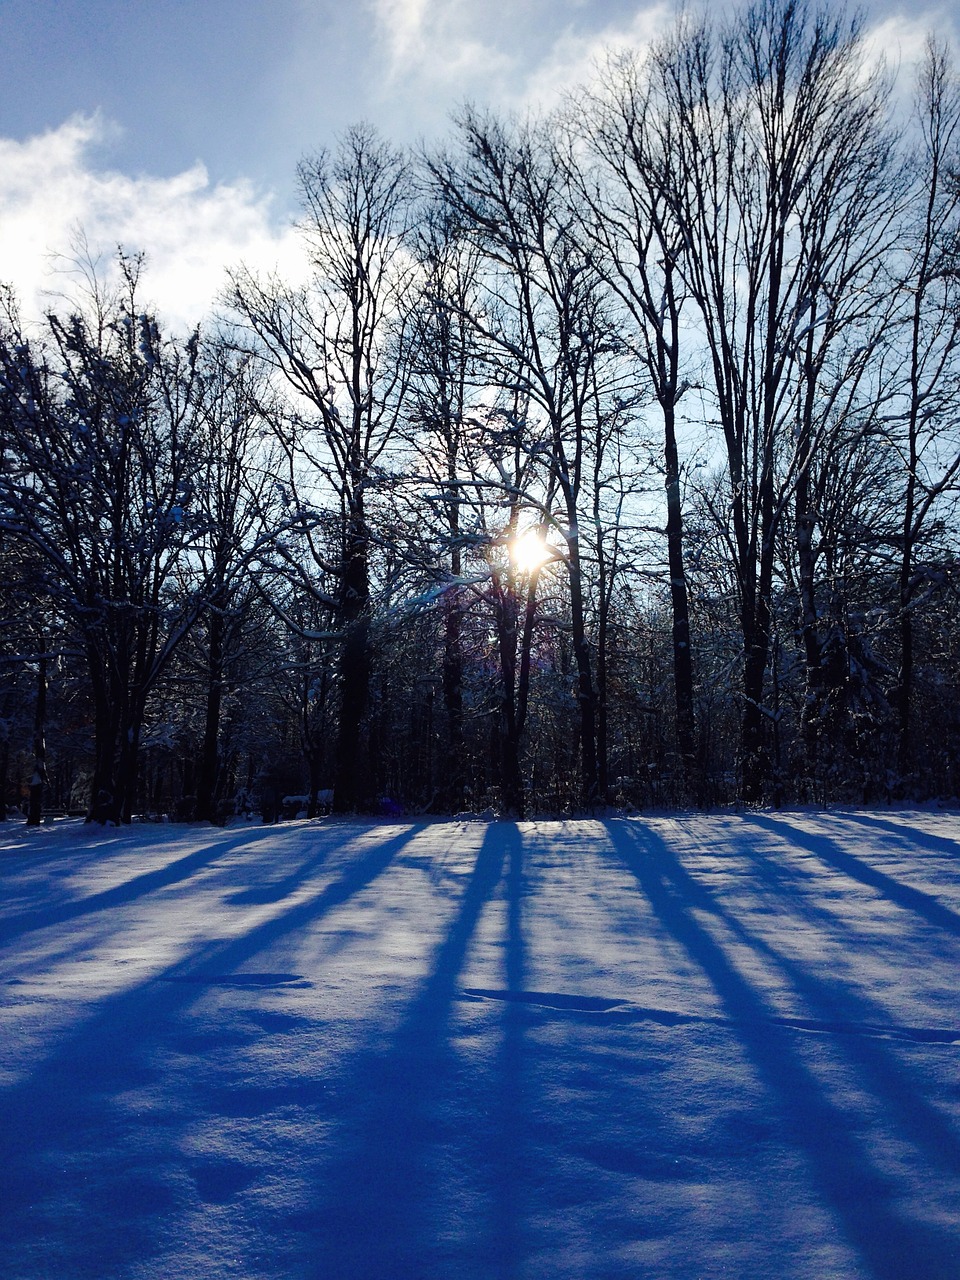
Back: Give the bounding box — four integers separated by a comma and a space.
186, 344, 283, 822
642, 0, 899, 800
889, 40, 960, 785
226, 125, 417, 811
427, 109, 634, 805
403, 207, 486, 809
0, 260, 207, 823
574, 53, 702, 796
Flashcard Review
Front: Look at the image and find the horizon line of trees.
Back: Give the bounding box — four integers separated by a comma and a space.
2, 0, 960, 825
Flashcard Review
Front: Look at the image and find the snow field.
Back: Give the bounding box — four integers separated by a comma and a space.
1, 811, 959, 1278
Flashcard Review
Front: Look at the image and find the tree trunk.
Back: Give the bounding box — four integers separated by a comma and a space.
26, 637, 47, 827
897, 546, 915, 788
595, 598, 609, 805
740, 590, 771, 805
88, 668, 121, 824
333, 500, 371, 815
117, 717, 142, 825
333, 615, 371, 813
898, 316, 921, 787
664, 402, 697, 799
494, 576, 523, 818
796, 487, 822, 797
442, 592, 466, 812
0, 736, 8, 821
195, 611, 225, 823
87, 649, 143, 825
566, 531, 598, 807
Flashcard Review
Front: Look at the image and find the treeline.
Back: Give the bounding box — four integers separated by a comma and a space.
2, 0, 960, 824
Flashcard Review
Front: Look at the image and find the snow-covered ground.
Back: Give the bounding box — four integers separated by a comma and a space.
1, 810, 959, 1279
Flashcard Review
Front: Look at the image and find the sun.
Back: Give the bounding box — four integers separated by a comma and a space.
511, 528, 552, 575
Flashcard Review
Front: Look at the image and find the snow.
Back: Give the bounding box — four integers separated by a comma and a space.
1, 809, 959, 1279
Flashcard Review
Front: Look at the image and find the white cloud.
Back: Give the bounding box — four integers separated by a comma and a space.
862, 11, 941, 71
366, 0, 673, 125
519, 4, 672, 115
373, 0, 432, 74
369, 0, 515, 107
860, 9, 959, 93
0, 113, 304, 333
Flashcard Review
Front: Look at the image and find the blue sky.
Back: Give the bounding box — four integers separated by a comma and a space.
2, 0, 381, 192
0, 0, 953, 328
0, 0, 659, 189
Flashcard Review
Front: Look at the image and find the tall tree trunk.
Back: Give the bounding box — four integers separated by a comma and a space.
897, 487, 916, 787
117, 716, 142, 825
195, 611, 225, 823
88, 663, 121, 824
333, 502, 371, 814
442, 591, 466, 811
333, 617, 371, 813
566, 528, 598, 807
596, 600, 609, 805
897, 192, 925, 786
0, 735, 8, 821
26, 636, 47, 827
740, 582, 772, 805
494, 576, 524, 818
663, 402, 697, 799
796, 466, 822, 796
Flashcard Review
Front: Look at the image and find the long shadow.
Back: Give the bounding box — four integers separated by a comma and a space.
834, 810, 960, 860
646, 821, 960, 1181
158, 823, 428, 982
226, 838, 334, 905
0, 824, 289, 946
492, 822, 527, 1279
289, 822, 510, 1280
710, 825, 897, 951
0, 822, 423, 1279
224, 818, 390, 907
605, 819, 960, 1280
711, 823, 960, 1034
748, 813, 960, 939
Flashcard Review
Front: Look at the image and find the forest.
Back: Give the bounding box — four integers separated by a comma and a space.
2, 0, 960, 825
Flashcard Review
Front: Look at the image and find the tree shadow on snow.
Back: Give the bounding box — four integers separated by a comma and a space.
677, 817, 960, 1170
605, 819, 960, 1280
746, 813, 960, 941
291, 822, 527, 1280
0, 822, 424, 1278
225, 833, 339, 905
0, 824, 293, 947
831, 810, 960, 861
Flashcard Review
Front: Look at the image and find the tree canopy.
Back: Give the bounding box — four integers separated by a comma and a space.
2, 1, 960, 822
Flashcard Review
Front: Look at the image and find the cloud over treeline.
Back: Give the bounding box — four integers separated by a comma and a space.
0, 3, 952, 333
0, 112, 300, 332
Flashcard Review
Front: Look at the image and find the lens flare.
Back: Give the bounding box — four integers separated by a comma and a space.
511, 529, 551, 574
